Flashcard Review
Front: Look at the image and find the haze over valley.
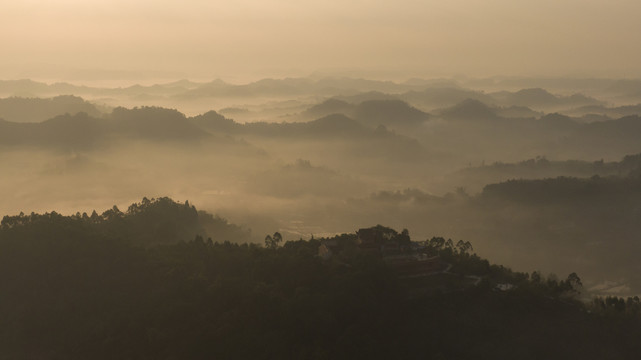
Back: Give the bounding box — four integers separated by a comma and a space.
1, 77, 641, 296
4, 1, 641, 358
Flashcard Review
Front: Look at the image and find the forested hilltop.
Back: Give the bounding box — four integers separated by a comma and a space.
2, 198, 641, 359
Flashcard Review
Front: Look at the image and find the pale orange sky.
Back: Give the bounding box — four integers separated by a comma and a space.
1, 0, 641, 84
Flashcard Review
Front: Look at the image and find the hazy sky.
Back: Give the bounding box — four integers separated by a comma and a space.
2, 0, 641, 84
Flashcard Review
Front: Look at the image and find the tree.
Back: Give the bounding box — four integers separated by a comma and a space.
445, 239, 454, 250
565, 272, 583, 294
265, 232, 283, 249
456, 240, 473, 255
396, 229, 411, 246
428, 237, 445, 250
531, 271, 542, 284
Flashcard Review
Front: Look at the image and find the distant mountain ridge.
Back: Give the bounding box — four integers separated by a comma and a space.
438, 98, 498, 120
300, 98, 430, 129
0, 105, 424, 154
0, 95, 103, 123
0, 107, 210, 150
490, 88, 602, 109
0, 95, 640, 163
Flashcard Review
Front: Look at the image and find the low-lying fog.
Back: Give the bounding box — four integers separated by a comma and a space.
2, 76, 641, 295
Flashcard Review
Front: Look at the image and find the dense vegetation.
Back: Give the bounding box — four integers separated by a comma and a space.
451, 153, 641, 192
0, 197, 251, 247
362, 165, 641, 293
2, 198, 641, 359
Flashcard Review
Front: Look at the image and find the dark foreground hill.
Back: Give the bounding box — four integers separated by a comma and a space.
1, 198, 641, 359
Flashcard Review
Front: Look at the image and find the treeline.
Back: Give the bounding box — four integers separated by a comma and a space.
0, 197, 251, 246
457, 153, 641, 183
2, 200, 641, 359
481, 170, 641, 204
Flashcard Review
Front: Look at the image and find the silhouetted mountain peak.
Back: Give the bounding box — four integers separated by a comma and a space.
515, 88, 556, 100
334, 91, 399, 103
0, 95, 103, 123
190, 110, 238, 132
537, 113, 580, 131
310, 113, 361, 129
354, 99, 429, 126
207, 78, 229, 86
440, 99, 497, 120
110, 106, 208, 140
539, 113, 573, 122
496, 105, 542, 119
111, 106, 179, 122
302, 98, 354, 118
491, 88, 601, 108
312, 98, 351, 111
42, 112, 96, 125
612, 114, 641, 124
